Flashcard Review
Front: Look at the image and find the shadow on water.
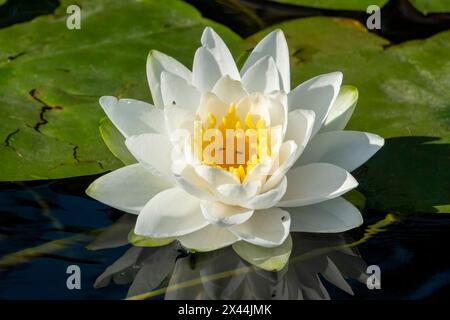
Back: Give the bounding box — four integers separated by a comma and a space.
186, 0, 450, 42
357, 136, 450, 214
0, 0, 60, 29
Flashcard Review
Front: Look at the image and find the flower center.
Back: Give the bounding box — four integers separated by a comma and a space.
194, 103, 272, 183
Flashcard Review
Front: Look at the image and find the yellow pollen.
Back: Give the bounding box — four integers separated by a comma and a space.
197, 102, 272, 183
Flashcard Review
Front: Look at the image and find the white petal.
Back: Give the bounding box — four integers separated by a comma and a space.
146, 50, 191, 108
135, 188, 208, 237
262, 109, 315, 192
264, 140, 298, 191
99, 96, 165, 137
178, 224, 238, 252
196, 92, 229, 125
285, 109, 315, 156
242, 56, 280, 94
125, 133, 174, 183
192, 47, 222, 92
215, 180, 261, 206
160, 71, 200, 114
278, 163, 358, 207
241, 29, 290, 92
288, 197, 363, 233
173, 163, 215, 201
200, 201, 253, 227
321, 85, 358, 132
229, 207, 291, 248
235, 93, 271, 126
201, 27, 240, 80
164, 104, 196, 135
242, 176, 287, 210
295, 131, 384, 172
211, 75, 248, 105
268, 91, 288, 135
288, 72, 342, 137
86, 164, 171, 214
195, 164, 239, 186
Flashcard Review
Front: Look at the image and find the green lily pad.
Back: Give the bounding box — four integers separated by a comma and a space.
99, 117, 135, 166
128, 230, 175, 248
273, 0, 450, 13
272, 0, 388, 11
244, 17, 449, 213
410, 0, 450, 14
0, 0, 241, 181
232, 236, 292, 272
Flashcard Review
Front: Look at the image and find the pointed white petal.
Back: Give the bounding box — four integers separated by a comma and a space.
288, 72, 342, 137
241, 29, 290, 91
295, 131, 384, 172
125, 133, 174, 183
215, 180, 261, 206
192, 47, 222, 92
146, 50, 191, 108
229, 207, 291, 248
86, 164, 171, 214
242, 176, 287, 210
242, 56, 280, 94
99, 96, 165, 137
288, 197, 363, 233
160, 71, 200, 114
262, 109, 315, 192
135, 188, 208, 238
212, 75, 248, 105
321, 85, 358, 132
173, 163, 215, 201
178, 224, 238, 252
200, 201, 254, 227
278, 163, 358, 207
201, 27, 240, 80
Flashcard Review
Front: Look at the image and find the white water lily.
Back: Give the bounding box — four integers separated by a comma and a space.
87, 27, 384, 254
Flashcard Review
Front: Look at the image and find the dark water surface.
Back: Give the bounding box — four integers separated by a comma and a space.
1, 177, 450, 299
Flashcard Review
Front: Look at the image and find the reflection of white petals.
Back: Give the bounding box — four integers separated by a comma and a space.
178, 224, 239, 252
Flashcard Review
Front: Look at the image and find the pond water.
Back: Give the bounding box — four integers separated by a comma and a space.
1, 176, 450, 299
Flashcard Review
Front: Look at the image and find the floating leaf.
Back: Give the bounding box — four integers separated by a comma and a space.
128, 230, 175, 248
244, 17, 449, 213
0, 0, 241, 181
273, 0, 450, 13
232, 236, 292, 271
99, 117, 135, 166
273, 0, 387, 11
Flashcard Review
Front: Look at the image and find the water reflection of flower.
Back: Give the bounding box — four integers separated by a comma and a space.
91, 215, 368, 300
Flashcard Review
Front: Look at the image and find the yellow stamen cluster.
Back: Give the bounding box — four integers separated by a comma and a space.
194, 103, 271, 183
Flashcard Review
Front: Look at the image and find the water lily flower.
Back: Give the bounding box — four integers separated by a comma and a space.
87, 27, 384, 255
